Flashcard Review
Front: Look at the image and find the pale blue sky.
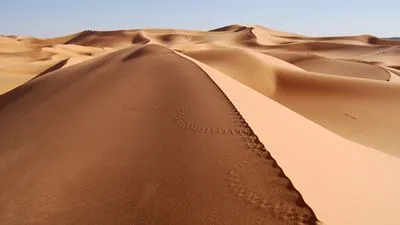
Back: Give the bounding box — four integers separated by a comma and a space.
1, 0, 398, 37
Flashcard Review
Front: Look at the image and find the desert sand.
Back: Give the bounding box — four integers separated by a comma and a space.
1, 25, 400, 225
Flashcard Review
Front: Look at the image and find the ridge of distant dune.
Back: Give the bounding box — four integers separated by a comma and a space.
263, 50, 391, 80
209, 24, 249, 32
131, 32, 150, 44
36, 58, 69, 77
277, 34, 400, 46
63, 30, 97, 45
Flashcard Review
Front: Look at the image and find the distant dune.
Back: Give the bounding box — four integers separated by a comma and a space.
385, 37, 400, 41
1, 25, 400, 225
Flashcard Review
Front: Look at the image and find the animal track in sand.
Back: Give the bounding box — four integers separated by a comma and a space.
344, 112, 358, 120
228, 149, 317, 225
174, 107, 251, 135
119, 94, 316, 224
140, 104, 317, 224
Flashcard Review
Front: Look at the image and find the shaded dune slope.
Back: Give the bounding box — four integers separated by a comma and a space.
279, 34, 400, 45
63, 30, 140, 47
0, 45, 317, 224
209, 24, 250, 33
262, 50, 391, 80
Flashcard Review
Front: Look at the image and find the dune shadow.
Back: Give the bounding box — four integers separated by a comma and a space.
36, 59, 69, 78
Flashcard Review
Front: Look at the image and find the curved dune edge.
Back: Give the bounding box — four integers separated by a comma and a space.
180, 53, 400, 225
184, 47, 400, 157
0, 44, 320, 224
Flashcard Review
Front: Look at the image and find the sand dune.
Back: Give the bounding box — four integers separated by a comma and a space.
0, 44, 317, 224
262, 50, 390, 80
186, 55, 400, 225
185, 47, 400, 157
1, 24, 400, 224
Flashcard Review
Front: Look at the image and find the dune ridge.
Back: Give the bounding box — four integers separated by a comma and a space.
0, 44, 318, 224
182, 53, 400, 225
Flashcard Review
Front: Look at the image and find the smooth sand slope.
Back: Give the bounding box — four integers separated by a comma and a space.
0, 45, 316, 224
185, 48, 400, 157
1, 24, 400, 224
187, 57, 400, 225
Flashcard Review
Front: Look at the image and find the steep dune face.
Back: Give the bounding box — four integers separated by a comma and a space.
64, 30, 151, 47
187, 56, 400, 225
272, 70, 400, 157
264, 51, 391, 80
1, 24, 400, 224
186, 46, 400, 157
275, 34, 399, 46
185, 48, 285, 96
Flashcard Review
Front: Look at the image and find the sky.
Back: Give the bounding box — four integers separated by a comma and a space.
1, 0, 398, 38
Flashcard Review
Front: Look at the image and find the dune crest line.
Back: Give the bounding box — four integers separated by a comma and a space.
0, 44, 317, 224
